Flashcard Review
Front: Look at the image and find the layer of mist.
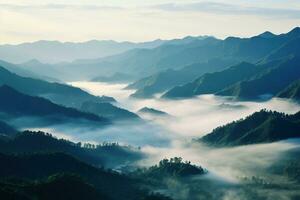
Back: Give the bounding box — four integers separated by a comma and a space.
21, 81, 300, 200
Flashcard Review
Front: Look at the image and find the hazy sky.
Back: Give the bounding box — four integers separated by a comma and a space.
1, 0, 300, 44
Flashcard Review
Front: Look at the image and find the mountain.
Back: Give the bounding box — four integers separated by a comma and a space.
262, 36, 300, 63
138, 107, 168, 116
0, 65, 115, 108
163, 62, 260, 98
53, 36, 220, 80
0, 59, 43, 79
124, 27, 300, 99
277, 79, 300, 101
80, 101, 140, 121
0, 153, 164, 200
127, 58, 236, 98
0, 120, 18, 136
19, 59, 63, 82
258, 31, 276, 39
199, 110, 300, 147
164, 36, 300, 100
0, 173, 111, 200
0, 39, 166, 63
26, 27, 299, 81
218, 56, 300, 100
0, 85, 107, 125
6, 27, 300, 82
0, 130, 144, 168
133, 157, 206, 179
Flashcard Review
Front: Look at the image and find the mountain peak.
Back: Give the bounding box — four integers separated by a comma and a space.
259, 31, 276, 38
287, 27, 300, 36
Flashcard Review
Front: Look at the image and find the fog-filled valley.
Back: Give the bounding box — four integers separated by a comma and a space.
1, 25, 300, 200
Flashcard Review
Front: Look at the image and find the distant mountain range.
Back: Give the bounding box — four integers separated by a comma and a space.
162, 28, 300, 101
22, 36, 217, 81
2, 28, 299, 85
0, 39, 166, 64
199, 110, 300, 147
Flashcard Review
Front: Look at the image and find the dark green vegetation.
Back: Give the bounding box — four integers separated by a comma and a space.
200, 109, 300, 147
138, 107, 169, 116
0, 173, 111, 200
133, 157, 206, 179
0, 126, 167, 199
0, 130, 143, 168
0, 153, 169, 200
0, 85, 108, 126
81, 101, 140, 121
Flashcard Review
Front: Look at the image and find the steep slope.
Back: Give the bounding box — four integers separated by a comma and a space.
19, 59, 63, 82
0, 65, 115, 108
263, 37, 300, 62
0, 85, 107, 124
81, 101, 140, 121
218, 56, 300, 100
128, 58, 236, 98
163, 62, 260, 98
0, 59, 42, 79
0, 121, 18, 136
199, 110, 300, 147
277, 79, 300, 101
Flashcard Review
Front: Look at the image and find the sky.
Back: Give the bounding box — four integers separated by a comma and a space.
1, 0, 300, 44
